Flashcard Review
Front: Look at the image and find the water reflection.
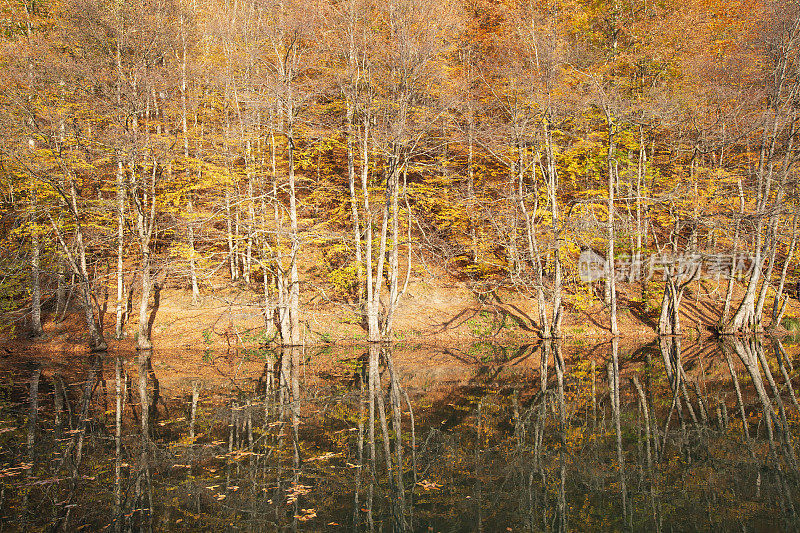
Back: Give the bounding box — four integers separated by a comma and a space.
0, 339, 798, 531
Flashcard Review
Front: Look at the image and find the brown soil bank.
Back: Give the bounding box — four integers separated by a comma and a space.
5, 268, 800, 355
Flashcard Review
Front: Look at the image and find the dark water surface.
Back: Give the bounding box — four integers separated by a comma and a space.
0, 337, 799, 532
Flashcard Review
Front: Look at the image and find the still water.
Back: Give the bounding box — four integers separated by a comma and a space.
0, 337, 798, 532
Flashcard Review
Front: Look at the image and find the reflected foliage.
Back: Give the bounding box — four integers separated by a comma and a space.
0, 339, 798, 531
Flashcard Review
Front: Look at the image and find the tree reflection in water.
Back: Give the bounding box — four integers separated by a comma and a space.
0, 339, 798, 531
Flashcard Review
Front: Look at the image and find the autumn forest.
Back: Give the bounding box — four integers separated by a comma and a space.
2, 0, 799, 349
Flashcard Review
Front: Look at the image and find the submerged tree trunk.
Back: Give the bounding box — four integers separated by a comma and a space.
609, 338, 626, 516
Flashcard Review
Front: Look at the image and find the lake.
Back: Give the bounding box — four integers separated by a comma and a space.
0, 337, 798, 531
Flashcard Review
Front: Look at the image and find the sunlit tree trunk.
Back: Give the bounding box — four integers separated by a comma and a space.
369, 151, 390, 342
50, 177, 107, 352
179, 12, 200, 305
634, 126, 645, 284
468, 103, 478, 264
286, 85, 301, 346
344, 15, 363, 303
523, 159, 549, 337
606, 113, 619, 336
272, 125, 290, 340
363, 119, 380, 341
188, 198, 200, 304
722, 176, 744, 324
133, 158, 158, 351
544, 120, 562, 337
30, 184, 43, 337
382, 154, 405, 338
772, 207, 798, 326
728, 34, 798, 333
115, 159, 126, 338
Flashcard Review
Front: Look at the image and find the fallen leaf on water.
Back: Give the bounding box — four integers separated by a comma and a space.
308, 452, 341, 462
285, 483, 312, 505
295, 509, 316, 522
415, 479, 442, 491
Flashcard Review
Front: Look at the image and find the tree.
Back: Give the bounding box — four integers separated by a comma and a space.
726, 3, 800, 333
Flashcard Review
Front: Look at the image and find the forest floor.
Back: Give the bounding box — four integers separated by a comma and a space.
4, 261, 800, 359
2, 263, 800, 395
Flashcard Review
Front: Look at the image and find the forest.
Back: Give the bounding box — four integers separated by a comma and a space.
1, 0, 799, 349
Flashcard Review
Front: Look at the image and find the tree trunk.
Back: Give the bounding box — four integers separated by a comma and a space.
722, 176, 744, 325
287, 117, 301, 346
137, 251, 153, 350
245, 141, 255, 284
180, 17, 200, 306
52, 239, 102, 351
545, 120, 562, 337
50, 178, 106, 351
635, 126, 645, 284
606, 114, 619, 336
468, 108, 478, 264
115, 159, 126, 338
134, 159, 158, 351
55, 258, 67, 321
728, 107, 788, 333
369, 160, 390, 342
225, 188, 236, 281
347, 94, 363, 304
754, 220, 778, 324
363, 119, 381, 342
188, 198, 200, 304
30, 185, 43, 337
522, 156, 549, 337
271, 126, 290, 341
382, 154, 401, 339
772, 207, 799, 326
